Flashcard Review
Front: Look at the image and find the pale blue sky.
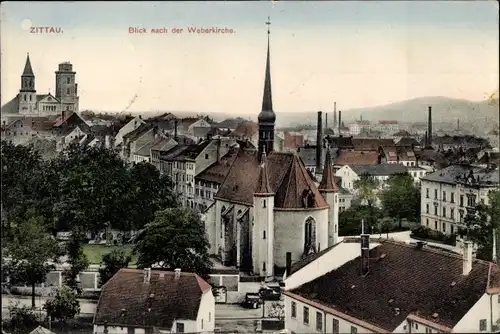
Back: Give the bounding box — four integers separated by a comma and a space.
1, 1, 498, 114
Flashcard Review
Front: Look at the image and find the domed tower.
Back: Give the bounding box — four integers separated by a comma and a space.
18, 53, 37, 114
318, 146, 340, 247
257, 17, 276, 160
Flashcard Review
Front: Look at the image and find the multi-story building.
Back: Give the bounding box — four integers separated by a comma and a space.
420, 164, 499, 235
348, 121, 371, 136
374, 120, 399, 134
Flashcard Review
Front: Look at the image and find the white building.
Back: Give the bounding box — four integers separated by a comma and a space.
335, 164, 409, 192
284, 238, 500, 333
93, 268, 215, 334
420, 164, 499, 235
115, 115, 145, 147
374, 120, 399, 134
349, 121, 371, 136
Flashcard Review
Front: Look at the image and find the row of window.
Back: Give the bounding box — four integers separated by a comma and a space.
290, 301, 357, 334
425, 189, 476, 207
425, 204, 460, 221
425, 218, 455, 234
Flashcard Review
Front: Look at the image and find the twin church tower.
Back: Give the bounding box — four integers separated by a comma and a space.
17, 54, 79, 116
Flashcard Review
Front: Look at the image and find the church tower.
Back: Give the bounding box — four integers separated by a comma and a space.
19, 53, 37, 114
253, 151, 275, 278
55, 62, 79, 116
318, 147, 340, 247
257, 17, 276, 160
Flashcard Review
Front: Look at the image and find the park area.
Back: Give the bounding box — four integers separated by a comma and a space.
81, 244, 136, 265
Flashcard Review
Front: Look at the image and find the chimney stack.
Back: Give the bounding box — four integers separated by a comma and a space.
144, 268, 151, 284
338, 110, 342, 134
360, 220, 370, 276
462, 241, 473, 275
286, 252, 292, 276
333, 102, 337, 130
174, 268, 181, 279
325, 114, 328, 131
174, 120, 178, 141
316, 111, 323, 173
427, 106, 433, 146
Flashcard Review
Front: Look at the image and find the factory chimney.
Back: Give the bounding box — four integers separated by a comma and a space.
316, 111, 323, 173
338, 110, 342, 135
427, 106, 433, 146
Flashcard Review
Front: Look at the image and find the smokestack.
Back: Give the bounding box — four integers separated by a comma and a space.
174, 268, 181, 279
457, 119, 460, 130
462, 241, 473, 275
325, 114, 328, 130
360, 220, 370, 276
316, 111, 323, 172
427, 106, 432, 146
143, 268, 151, 284
333, 102, 337, 129
286, 252, 292, 276
174, 120, 178, 141
338, 110, 342, 134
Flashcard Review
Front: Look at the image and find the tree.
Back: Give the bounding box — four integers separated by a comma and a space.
353, 174, 380, 228
98, 249, 132, 286
380, 173, 420, 228
43, 285, 81, 325
267, 302, 285, 321
127, 162, 178, 231
2, 302, 40, 334
133, 208, 213, 279
1, 141, 44, 235
7, 213, 60, 308
487, 189, 500, 264
338, 205, 383, 236
63, 230, 89, 294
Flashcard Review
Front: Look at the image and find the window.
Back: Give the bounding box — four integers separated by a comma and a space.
426, 188, 429, 198
460, 195, 464, 207
467, 194, 476, 207
425, 327, 432, 333
66, 88, 70, 95
498, 295, 500, 304
451, 193, 455, 203
434, 206, 438, 215
442, 222, 446, 232
442, 207, 446, 218
442, 191, 446, 202
29, 95, 32, 101
426, 218, 429, 227
263, 230, 266, 239
209, 312, 211, 322
450, 208, 454, 219
434, 189, 438, 199
263, 262, 266, 272
291, 301, 296, 318
332, 319, 339, 334
479, 319, 487, 331
434, 221, 437, 229
201, 319, 204, 330
426, 204, 429, 214
350, 326, 358, 334
451, 225, 454, 234
176, 323, 184, 333
67, 77, 70, 84
24, 94, 27, 101
263, 200, 266, 208
316, 312, 323, 331
303, 306, 309, 325
415, 323, 419, 329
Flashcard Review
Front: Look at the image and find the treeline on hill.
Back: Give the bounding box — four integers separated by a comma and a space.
1, 140, 217, 332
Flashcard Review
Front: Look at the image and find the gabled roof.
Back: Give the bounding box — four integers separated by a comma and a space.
215, 150, 329, 209
53, 112, 90, 128
1, 95, 20, 114
195, 147, 239, 183
229, 121, 258, 138
123, 123, 154, 142
135, 139, 160, 157
349, 163, 408, 176
334, 151, 380, 166
29, 326, 55, 334
289, 240, 499, 332
22, 54, 35, 77
36, 93, 60, 103
94, 268, 211, 329
216, 117, 246, 129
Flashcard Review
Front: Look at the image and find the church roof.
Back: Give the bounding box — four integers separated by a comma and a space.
215, 149, 328, 210
257, 25, 275, 124
254, 152, 274, 195
22, 54, 35, 77
318, 148, 338, 192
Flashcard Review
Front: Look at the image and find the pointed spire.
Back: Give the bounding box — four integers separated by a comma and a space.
22, 53, 34, 77
260, 16, 274, 115
254, 151, 274, 195
319, 146, 339, 192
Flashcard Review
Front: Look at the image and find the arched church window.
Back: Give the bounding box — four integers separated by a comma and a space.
263, 230, 266, 239
304, 217, 316, 252
220, 206, 226, 238
263, 200, 266, 208
29, 95, 32, 101
263, 262, 266, 272
24, 95, 27, 102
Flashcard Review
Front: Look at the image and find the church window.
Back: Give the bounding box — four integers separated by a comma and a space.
29, 95, 32, 101
304, 217, 316, 252
263, 200, 266, 208
24, 95, 27, 102
66, 88, 70, 95
262, 262, 266, 272
67, 77, 70, 84
263, 230, 266, 239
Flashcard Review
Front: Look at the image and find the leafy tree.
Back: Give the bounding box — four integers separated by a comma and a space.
1, 141, 44, 234
133, 208, 213, 279
380, 173, 420, 228
43, 285, 81, 324
127, 162, 178, 231
267, 302, 285, 321
2, 302, 40, 334
487, 189, 500, 264
7, 214, 60, 308
53, 144, 131, 234
353, 174, 380, 228
339, 205, 383, 236
98, 249, 132, 286
63, 230, 89, 294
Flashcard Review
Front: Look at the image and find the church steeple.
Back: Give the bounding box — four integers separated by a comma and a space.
20, 53, 36, 93
319, 147, 338, 192
258, 16, 276, 160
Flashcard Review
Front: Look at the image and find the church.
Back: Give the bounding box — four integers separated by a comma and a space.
203, 21, 340, 279
1, 54, 79, 117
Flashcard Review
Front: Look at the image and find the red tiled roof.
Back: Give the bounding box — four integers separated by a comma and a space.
215, 150, 328, 209
95, 268, 211, 329
335, 151, 380, 165
229, 121, 258, 138
289, 240, 499, 332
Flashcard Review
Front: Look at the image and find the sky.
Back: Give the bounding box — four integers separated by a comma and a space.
1, 1, 498, 115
